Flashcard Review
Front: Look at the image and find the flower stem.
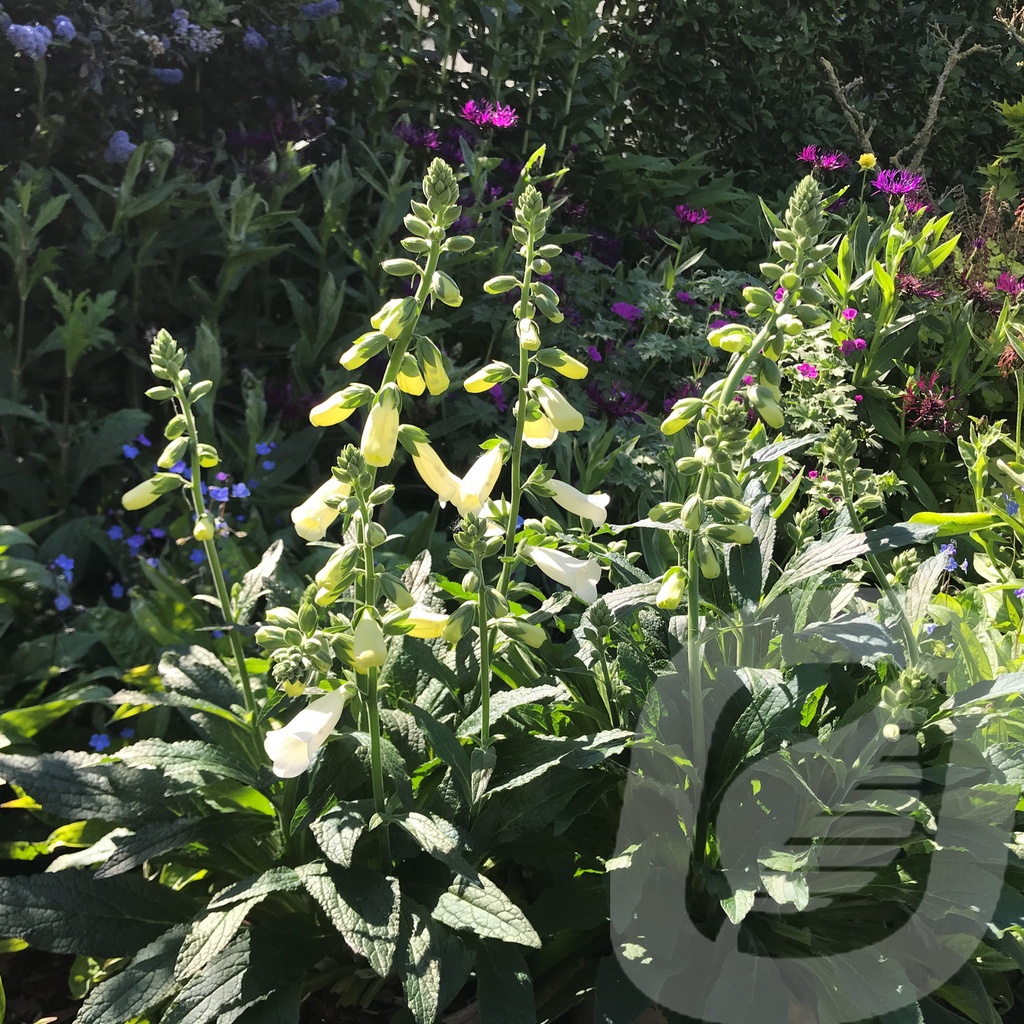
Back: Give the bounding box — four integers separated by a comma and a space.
475, 551, 493, 749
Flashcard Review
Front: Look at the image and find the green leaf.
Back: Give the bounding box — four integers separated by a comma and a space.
432, 875, 541, 948
907, 511, 1003, 537
0, 750, 175, 827
233, 540, 284, 625
310, 805, 367, 868
117, 739, 255, 787
0, 871, 192, 957
475, 941, 536, 1024
395, 901, 472, 1024
456, 684, 569, 738
404, 703, 473, 804
207, 867, 303, 909
296, 863, 401, 977
94, 818, 208, 878
396, 812, 479, 881
69, 409, 152, 489
0, 683, 112, 739
0, 398, 49, 426
75, 926, 185, 1024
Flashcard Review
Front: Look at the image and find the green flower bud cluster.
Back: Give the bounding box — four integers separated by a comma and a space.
257, 602, 338, 694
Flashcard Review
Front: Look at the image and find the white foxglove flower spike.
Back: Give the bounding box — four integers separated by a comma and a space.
264, 684, 355, 778
526, 545, 601, 603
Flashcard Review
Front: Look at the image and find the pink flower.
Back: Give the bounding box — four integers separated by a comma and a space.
742, 375, 755, 385
611, 302, 643, 322
840, 339, 855, 357
797, 362, 818, 379
854, 394, 863, 403
487, 102, 518, 128
489, 383, 508, 413
774, 287, 785, 301
819, 151, 850, 171
797, 144, 819, 165
586, 344, 603, 362
808, 470, 819, 479
459, 99, 519, 129
675, 203, 710, 226
676, 290, 694, 304
841, 307, 858, 320
853, 337, 866, 350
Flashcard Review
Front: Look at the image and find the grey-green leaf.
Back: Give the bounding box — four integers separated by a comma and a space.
432, 875, 541, 948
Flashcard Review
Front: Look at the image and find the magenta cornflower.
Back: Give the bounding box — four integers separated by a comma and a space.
904, 198, 931, 214
807, 470, 819, 479
586, 345, 603, 362
797, 362, 819, 379
459, 99, 518, 129
841, 307, 858, 320
872, 169, 924, 196
819, 151, 850, 171
797, 145, 819, 165
676, 290, 694, 304
675, 203, 710, 226
741, 375, 755, 385
611, 302, 643, 322
840, 339, 856, 357
996, 271, 1024, 299
853, 337, 866, 350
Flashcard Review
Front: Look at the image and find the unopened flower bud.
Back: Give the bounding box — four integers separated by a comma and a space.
192, 513, 216, 542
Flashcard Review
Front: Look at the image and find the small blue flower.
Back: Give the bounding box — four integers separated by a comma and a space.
1015, 586, 1024, 599
190, 548, 206, 564
145, 557, 160, 568
212, 628, 225, 639
209, 485, 230, 502
6, 23, 52, 60
152, 67, 184, 84
940, 542, 960, 572
122, 443, 140, 459
243, 26, 268, 49
1005, 493, 1020, 516
255, 441, 275, 455
53, 15, 75, 41
54, 593, 72, 612
89, 733, 111, 752
105, 130, 138, 164
300, 0, 340, 19
52, 553, 75, 578
119, 727, 135, 739
231, 482, 251, 499
137, 434, 152, 447
107, 525, 124, 541
261, 460, 275, 471
170, 460, 188, 474
321, 75, 347, 93
924, 623, 936, 634
149, 527, 167, 540
111, 582, 125, 599
127, 533, 146, 553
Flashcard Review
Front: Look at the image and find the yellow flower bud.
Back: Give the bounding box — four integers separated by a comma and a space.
656, 567, 685, 610
361, 384, 401, 467
858, 152, 877, 170
397, 354, 426, 396
122, 473, 181, 511
530, 380, 584, 432
309, 384, 373, 427
193, 513, 216, 542
416, 337, 450, 396
350, 613, 388, 674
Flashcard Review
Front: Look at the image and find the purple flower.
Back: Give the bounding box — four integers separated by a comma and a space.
111, 582, 125, 599
53, 16, 75, 41
611, 302, 643, 322
871, 169, 924, 197
122, 443, 140, 459
797, 144, 819, 165
840, 339, 856, 357
676, 291, 694, 304
675, 203, 711, 226
52, 554, 75, 580
796, 362, 818, 379
841, 307, 858, 320
488, 384, 508, 414
586, 345, 603, 362
1004, 493, 1020, 516
774, 287, 785, 301
152, 67, 184, 84
854, 394, 863, 403
242, 26, 268, 49
459, 99, 518, 129
1016, 587, 1024, 599
393, 122, 439, 149
853, 337, 866, 350
89, 733, 111, 752
149, 527, 166, 539
300, 0, 340, 19
487, 102, 518, 128
136, 434, 152, 447
209, 485, 230, 502
105, 130, 137, 164
6, 23, 52, 60
819, 151, 850, 172
996, 271, 1024, 299
741, 375, 755, 385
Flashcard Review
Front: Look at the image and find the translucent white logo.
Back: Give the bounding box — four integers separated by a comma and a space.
610, 584, 1015, 1023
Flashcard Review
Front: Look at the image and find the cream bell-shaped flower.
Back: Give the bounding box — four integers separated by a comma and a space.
527, 545, 601, 603
412, 443, 460, 505
291, 477, 351, 542
361, 384, 401, 468
263, 684, 354, 779
516, 401, 558, 449
403, 605, 450, 638
351, 612, 388, 673
530, 379, 584, 432
453, 444, 505, 517
546, 478, 610, 528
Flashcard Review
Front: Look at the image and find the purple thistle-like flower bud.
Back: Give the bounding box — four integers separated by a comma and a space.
105, 130, 138, 164
242, 26, 268, 49
871, 169, 924, 197
6, 22, 52, 60
53, 15, 75, 41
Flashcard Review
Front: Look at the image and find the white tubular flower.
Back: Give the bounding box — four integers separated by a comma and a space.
351, 612, 388, 673
309, 384, 373, 427
454, 444, 505, 517
361, 384, 401, 467
291, 477, 351, 542
121, 473, 181, 511
545, 478, 610, 528
403, 605, 450, 638
530, 379, 584, 432
412, 443, 460, 505
263, 685, 354, 779
517, 401, 558, 449
526, 545, 601, 603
